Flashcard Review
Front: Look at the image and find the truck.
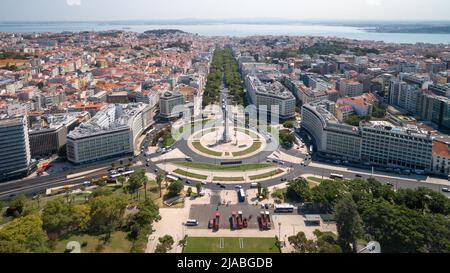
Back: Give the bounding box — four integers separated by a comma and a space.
213, 212, 220, 231
230, 211, 238, 230
237, 211, 244, 229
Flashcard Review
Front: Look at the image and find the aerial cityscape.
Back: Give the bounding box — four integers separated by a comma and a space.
1, 0, 450, 258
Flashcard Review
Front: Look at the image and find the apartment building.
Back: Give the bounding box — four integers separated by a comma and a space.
245, 75, 296, 119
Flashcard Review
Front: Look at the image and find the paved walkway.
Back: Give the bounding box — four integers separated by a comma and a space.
146, 187, 212, 253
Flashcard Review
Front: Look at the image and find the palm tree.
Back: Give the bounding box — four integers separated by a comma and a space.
156, 171, 165, 198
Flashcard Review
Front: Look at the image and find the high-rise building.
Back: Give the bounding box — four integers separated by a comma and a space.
245, 75, 296, 119
159, 91, 185, 119
338, 79, 364, 97
0, 116, 31, 180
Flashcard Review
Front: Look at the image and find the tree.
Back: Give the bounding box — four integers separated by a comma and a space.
186, 187, 192, 197
313, 230, 342, 253
262, 187, 270, 199
42, 198, 72, 237
156, 172, 165, 198
168, 180, 184, 197
257, 182, 262, 197
5, 195, 29, 218
0, 214, 50, 253
283, 120, 294, 129
127, 170, 146, 199
279, 130, 296, 149
286, 178, 311, 202
195, 183, 202, 195
155, 235, 174, 253
70, 204, 91, 231
311, 180, 346, 211
288, 232, 317, 253
89, 194, 128, 240
128, 199, 161, 241
335, 195, 364, 253
394, 187, 450, 215
117, 176, 126, 187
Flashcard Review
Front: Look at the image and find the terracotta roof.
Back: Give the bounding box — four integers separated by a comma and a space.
433, 141, 450, 158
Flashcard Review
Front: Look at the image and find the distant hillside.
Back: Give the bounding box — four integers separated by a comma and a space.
143, 29, 186, 36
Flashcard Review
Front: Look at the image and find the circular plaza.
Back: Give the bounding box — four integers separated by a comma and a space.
187, 126, 267, 159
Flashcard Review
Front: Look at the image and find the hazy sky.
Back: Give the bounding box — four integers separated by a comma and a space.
0, 0, 449, 22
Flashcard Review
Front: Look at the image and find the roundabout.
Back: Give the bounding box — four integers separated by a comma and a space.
187, 126, 266, 159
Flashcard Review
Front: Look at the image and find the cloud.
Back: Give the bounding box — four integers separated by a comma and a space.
66, 0, 81, 6
366, 0, 382, 6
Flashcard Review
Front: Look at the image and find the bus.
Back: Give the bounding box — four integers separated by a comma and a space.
330, 173, 344, 180
185, 219, 199, 226
238, 188, 245, 202
274, 204, 295, 213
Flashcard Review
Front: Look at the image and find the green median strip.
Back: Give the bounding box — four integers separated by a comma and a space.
192, 141, 222, 157
213, 176, 245, 182
173, 162, 274, 171
173, 169, 208, 180
232, 142, 262, 157
249, 169, 283, 181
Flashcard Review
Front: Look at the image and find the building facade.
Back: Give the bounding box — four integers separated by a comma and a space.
0, 116, 31, 180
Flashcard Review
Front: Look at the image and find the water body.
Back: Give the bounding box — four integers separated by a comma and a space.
1, 22, 450, 44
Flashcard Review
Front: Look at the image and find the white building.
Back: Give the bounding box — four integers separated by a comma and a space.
338, 79, 364, 97
66, 103, 153, 164
245, 75, 296, 119
159, 91, 185, 119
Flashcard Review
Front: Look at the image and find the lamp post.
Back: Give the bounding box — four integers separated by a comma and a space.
278, 222, 281, 241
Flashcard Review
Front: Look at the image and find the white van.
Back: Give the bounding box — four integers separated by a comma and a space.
185, 219, 199, 226
250, 182, 258, 188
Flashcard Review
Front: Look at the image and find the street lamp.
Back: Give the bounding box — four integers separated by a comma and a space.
278, 222, 281, 240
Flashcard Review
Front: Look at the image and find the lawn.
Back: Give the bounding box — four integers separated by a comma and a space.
174, 169, 208, 180
53, 231, 132, 253
213, 176, 245, 182
183, 237, 280, 253
232, 142, 262, 157
192, 128, 216, 139
174, 162, 273, 171
249, 169, 283, 181
192, 142, 222, 157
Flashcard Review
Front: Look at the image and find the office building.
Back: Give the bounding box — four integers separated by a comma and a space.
66, 103, 153, 164
0, 116, 31, 180
245, 75, 296, 119
159, 91, 185, 119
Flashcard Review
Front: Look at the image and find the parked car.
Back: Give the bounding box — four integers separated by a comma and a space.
442, 188, 450, 193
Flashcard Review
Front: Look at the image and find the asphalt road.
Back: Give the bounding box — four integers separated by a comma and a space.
1, 102, 450, 200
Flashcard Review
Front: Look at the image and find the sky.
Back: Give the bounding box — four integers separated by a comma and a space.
0, 0, 449, 22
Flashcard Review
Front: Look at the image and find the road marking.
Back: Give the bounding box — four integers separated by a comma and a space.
239, 238, 244, 249
219, 237, 224, 249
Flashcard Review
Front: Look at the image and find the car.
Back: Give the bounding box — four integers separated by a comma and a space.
154, 169, 158, 173
281, 177, 287, 181
185, 157, 193, 162
201, 181, 207, 185
386, 182, 394, 187
146, 163, 150, 167
146, 158, 150, 162
355, 174, 362, 178
185, 180, 191, 185
235, 185, 242, 189
264, 204, 270, 209
82, 181, 91, 186
220, 185, 226, 189
442, 188, 450, 193
216, 183, 221, 186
